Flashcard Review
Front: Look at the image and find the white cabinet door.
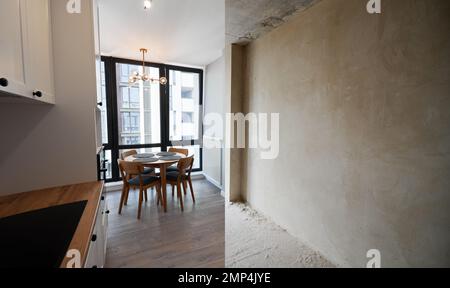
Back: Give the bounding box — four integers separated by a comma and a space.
96, 207, 105, 268
0, 0, 54, 104
84, 193, 109, 269
84, 212, 101, 268
84, 227, 99, 269
0, 0, 31, 97
98, 201, 109, 267
95, 195, 108, 268
22, 0, 55, 104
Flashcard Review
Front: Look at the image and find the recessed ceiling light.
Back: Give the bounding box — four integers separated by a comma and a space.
144, 0, 152, 10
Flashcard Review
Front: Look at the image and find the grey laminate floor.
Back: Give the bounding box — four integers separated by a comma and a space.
105, 179, 224, 268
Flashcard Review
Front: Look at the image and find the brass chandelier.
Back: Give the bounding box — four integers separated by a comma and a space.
128, 48, 167, 85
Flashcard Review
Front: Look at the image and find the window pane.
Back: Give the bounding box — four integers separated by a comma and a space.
129, 87, 140, 108
181, 88, 193, 99
169, 70, 201, 142
188, 145, 201, 170
182, 112, 193, 123
121, 87, 130, 108
171, 145, 201, 170
104, 150, 112, 180
100, 62, 108, 144
121, 112, 130, 132
119, 64, 130, 83
116, 63, 161, 145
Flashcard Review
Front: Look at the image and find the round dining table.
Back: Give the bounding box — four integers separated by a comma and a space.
124, 153, 186, 213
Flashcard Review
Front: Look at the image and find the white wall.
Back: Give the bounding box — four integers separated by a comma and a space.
0, 0, 98, 195
203, 55, 226, 188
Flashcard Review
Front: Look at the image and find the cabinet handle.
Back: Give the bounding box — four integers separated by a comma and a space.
102, 210, 110, 215
91, 234, 97, 242
0, 78, 8, 87
33, 90, 43, 98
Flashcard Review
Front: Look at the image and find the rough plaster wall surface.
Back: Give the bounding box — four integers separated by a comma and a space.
226, 45, 247, 202
242, 0, 450, 267
226, 0, 320, 44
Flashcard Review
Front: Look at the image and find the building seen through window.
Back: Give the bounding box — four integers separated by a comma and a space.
116, 63, 161, 146
169, 70, 200, 141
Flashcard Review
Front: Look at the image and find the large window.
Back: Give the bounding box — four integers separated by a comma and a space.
101, 57, 203, 182
168, 69, 201, 142
116, 63, 161, 146
99, 62, 108, 145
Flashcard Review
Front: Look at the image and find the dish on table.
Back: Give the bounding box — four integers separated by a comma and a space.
134, 153, 155, 159
157, 152, 177, 157
133, 158, 159, 163
159, 156, 182, 161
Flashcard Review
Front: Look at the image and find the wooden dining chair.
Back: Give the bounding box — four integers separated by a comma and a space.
170, 156, 195, 197
185, 156, 195, 202
166, 156, 194, 212
120, 149, 137, 160
167, 147, 190, 194
167, 147, 189, 172
168, 147, 189, 156
120, 149, 155, 175
118, 160, 162, 220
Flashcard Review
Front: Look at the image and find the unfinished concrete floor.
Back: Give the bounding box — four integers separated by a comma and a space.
226, 203, 335, 268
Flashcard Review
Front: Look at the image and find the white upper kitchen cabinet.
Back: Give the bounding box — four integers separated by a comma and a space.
0, 0, 55, 104
0, 0, 29, 98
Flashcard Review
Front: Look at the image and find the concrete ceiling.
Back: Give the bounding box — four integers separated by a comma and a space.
226, 0, 320, 44
98, 0, 225, 67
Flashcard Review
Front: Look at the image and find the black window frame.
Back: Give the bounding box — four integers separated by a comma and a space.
101, 56, 204, 182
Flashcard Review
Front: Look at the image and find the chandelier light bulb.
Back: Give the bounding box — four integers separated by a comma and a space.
159, 77, 167, 85
144, 0, 152, 10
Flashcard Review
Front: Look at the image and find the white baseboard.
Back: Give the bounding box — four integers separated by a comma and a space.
104, 181, 122, 193
191, 172, 206, 180
203, 173, 223, 190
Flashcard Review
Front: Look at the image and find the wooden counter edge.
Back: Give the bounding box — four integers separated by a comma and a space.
60, 181, 104, 268
0, 181, 104, 269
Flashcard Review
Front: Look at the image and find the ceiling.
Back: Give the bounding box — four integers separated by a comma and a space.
98, 0, 225, 67
226, 0, 320, 44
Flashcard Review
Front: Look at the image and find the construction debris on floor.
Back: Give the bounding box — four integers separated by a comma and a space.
226, 203, 335, 268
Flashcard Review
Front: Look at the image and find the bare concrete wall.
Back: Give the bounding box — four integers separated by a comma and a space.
0, 0, 98, 195
241, 0, 450, 267
225, 45, 247, 202
226, 0, 320, 44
